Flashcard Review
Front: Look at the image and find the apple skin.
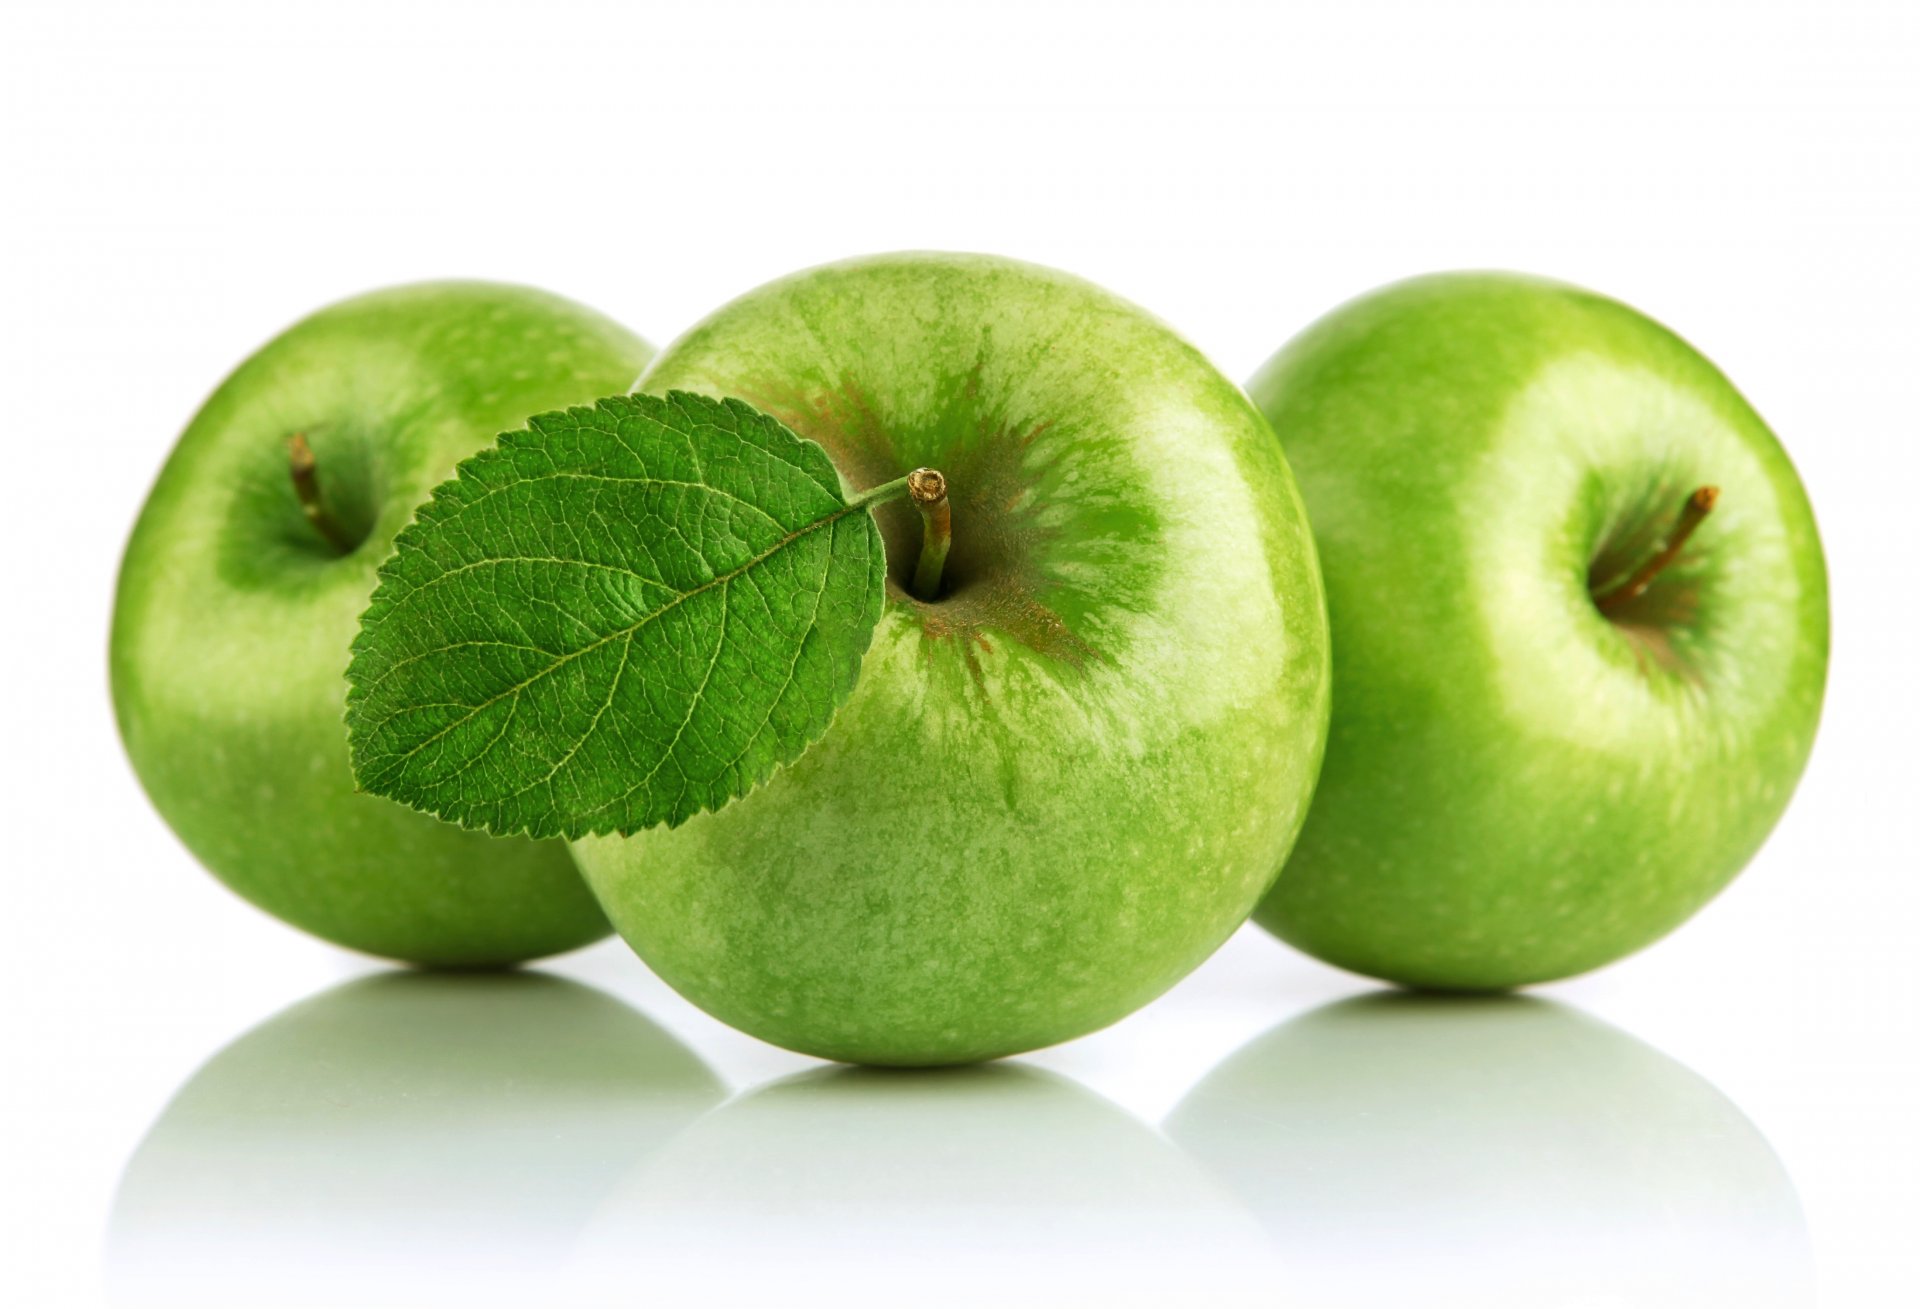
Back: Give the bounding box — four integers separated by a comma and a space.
111, 283, 652, 966
572, 253, 1330, 1066
1246, 273, 1829, 989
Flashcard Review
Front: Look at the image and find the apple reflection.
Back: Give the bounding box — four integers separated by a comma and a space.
566, 1063, 1279, 1305
109, 971, 722, 1307
1166, 993, 1813, 1309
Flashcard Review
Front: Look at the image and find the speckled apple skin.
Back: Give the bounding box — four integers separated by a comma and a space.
572, 253, 1330, 1065
1247, 273, 1829, 989
112, 283, 651, 966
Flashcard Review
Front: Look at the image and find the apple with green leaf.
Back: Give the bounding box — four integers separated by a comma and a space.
1245, 273, 1829, 989
346, 253, 1331, 1064
112, 282, 652, 966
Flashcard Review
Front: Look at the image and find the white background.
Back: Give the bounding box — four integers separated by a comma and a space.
3, 1, 1916, 1304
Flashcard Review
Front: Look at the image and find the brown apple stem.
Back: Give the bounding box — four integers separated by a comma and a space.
287, 433, 355, 555
906, 468, 951, 601
1594, 485, 1719, 615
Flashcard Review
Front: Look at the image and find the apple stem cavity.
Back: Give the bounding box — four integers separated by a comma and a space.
1594, 485, 1719, 617
286, 433, 356, 556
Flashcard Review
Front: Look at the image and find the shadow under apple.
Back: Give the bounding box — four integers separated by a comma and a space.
1166, 992, 1813, 1309
108, 970, 723, 1307
565, 1062, 1279, 1306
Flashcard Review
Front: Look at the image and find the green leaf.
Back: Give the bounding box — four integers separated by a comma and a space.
345, 391, 889, 839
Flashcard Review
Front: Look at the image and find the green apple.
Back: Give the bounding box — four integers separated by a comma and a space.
571, 253, 1330, 1065
1246, 273, 1829, 988
111, 283, 652, 965
111, 972, 722, 1301
1167, 995, 1812, 1306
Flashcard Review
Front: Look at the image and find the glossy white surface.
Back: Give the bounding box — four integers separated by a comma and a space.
3, 2, 1915, 1304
